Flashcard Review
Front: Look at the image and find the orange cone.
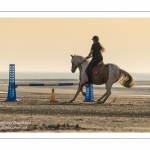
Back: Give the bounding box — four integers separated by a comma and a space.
50, 88, 56, 102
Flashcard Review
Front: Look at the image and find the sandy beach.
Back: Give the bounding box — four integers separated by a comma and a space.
0, 79, 150, 132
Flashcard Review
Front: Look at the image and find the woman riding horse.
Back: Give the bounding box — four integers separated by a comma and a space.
70, 54, 134, 103
86, 36, 105, 83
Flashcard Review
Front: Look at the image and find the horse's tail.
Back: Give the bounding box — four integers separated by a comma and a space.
119, 69, 135, 88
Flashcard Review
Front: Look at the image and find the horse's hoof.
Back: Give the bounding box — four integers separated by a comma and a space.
69, 100, 74, 103
97, 100, 104, 104
82, 92, 86, 96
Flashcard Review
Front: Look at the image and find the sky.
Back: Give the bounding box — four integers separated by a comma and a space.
0, 18, 150, 73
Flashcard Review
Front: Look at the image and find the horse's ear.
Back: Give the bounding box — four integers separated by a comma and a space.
70, 54, 74, 57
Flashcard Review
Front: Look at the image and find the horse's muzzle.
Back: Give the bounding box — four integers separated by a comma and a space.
71, 66, 77, 73
71, 69, 75, 73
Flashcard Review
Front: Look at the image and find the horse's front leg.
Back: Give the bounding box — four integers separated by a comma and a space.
69, 82, 85, 103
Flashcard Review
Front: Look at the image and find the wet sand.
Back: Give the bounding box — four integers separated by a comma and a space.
0, 79, 150, 132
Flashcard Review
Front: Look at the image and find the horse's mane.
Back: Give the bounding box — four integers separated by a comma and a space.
74, 55, 90, 63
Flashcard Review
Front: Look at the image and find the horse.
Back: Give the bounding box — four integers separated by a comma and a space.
70, 54, 135, 104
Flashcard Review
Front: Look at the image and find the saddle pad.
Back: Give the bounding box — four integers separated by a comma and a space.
92, 67, 100, 76
85, 66, 100, 76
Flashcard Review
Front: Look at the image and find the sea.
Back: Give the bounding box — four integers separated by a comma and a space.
0, 72, 150, 81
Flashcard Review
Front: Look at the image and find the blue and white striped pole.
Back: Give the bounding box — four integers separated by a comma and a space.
15, 83, 78, 86
83, 84, 94, 102
5, 64, 19, 102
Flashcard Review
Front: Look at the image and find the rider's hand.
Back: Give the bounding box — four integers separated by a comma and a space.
86, 56, 90, 59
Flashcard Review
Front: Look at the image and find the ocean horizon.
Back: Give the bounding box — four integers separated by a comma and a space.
0, 72, 150, 81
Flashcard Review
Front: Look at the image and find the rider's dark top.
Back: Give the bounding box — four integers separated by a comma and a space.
91, 42, 102, 57
86, 42, 104, 83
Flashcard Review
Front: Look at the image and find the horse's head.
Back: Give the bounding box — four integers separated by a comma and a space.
70, 54, 87, 73
70, 54, 79, 73
71, 54, 86, 73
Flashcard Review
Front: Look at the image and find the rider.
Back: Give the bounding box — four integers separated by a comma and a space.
86, 36, 105, 83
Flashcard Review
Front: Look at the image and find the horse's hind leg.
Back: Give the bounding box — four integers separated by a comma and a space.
81, 87, 86, 96
97, 82, 113, 104
96, 93, 106, 102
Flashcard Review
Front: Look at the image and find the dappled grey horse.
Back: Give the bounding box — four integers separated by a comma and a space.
70, 54, 134, 104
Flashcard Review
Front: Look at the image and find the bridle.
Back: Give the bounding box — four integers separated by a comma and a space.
72, 58, 87, 70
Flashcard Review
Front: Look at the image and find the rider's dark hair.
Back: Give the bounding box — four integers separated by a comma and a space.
98, 42, 105, 53
92, 36, 105, 52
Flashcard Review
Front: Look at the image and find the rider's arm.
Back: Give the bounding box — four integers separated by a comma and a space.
86, 50, 93, 59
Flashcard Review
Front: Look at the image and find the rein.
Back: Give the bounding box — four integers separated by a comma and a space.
72, 56, 89, 71
77, 58, 88, 67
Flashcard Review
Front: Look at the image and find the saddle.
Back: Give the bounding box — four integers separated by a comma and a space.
85, 61, 104, 76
